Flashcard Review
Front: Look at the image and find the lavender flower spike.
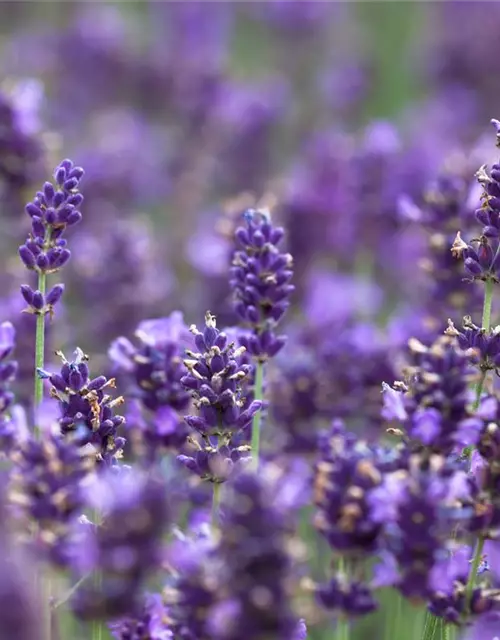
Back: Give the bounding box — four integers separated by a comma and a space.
0, 321, 18, 451
230, 207, 294, 361
19, 158, 84, 276
179, 311, 261, 483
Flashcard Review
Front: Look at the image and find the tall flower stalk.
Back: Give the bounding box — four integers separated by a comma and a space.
19, 159, 84, 432
230, 208, 294, 467
18, 159, 84, 640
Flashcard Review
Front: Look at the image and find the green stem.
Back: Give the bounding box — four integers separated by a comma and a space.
482, 279, 494, 331
464, 536, 485, 615
34, 270, 47, 430
33, 268, 49, 636
91, 619, 103, 640
473, 279, 494, 410
212, 482, 221, 528
422, 612, 439, 640
387, 590, 403, 640
334, 557, 349, 640
250, 361, 264, 470
92, 509, 105, 640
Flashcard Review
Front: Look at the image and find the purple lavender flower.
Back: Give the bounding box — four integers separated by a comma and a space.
109, 313, 191, 458
109, 592, 172, 639
18, 158, 84, 276
182, 312, 261, 438
39, 347, 125, 465
9, 434, 93, 565
446, 316, 500, 371
71, 469, 171, 620
164, 525, 220, 639
370, 453, 472, 601
0, 495, 42, 640
69, 217, 172, 354
452, 122, 500, 282
110, 314, 191, 414
179, 312, 261, 482
383, 336, 481, 454
209, 470, 300, 640
0, 321, 18, 451
230, 208, 294, 361
313, 424, 383, 554
316, 577, 377, 617
403, 169, 482, 319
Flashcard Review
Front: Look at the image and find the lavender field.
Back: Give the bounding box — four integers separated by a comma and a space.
1, 2, 500, 639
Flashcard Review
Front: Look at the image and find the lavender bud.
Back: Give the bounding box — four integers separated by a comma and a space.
45, 284, 64, 307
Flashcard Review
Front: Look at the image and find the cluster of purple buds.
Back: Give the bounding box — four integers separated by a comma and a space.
109, 592, 171, 639
0, 322, 18, 451
369, 453, 472, 604
0, 489, 41, 640
314, 422, 383, 555
316, 577, 377, 618
20, 283, 64, 317
165, 468, 303, 640
313, 421, 382, 618
19, 159, 84, 274
164, 526, 220, 639
452, 121, 500, 282
38, 347, 125, 465
18, 159, 84, 321
230, 208, 294, 361
71, 470, 171, 621
428, 551, 500, 627
446, 316, 500, 372
179, 311, 262, 482
467, 396, 500, 537
211, 470, 300, 640
402, 169, 482, 318
109, 313, 192, 457
9, 434, 93, 565
382, 336, 481, 454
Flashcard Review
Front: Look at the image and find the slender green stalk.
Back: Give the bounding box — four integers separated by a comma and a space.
250, 361, 264, 470
92, 509, 105, 640
473, 278, 494, 410
91, 619, 103, 640
464, 536, 485, 614
32, 267, 50, 637
334, 557, 349, 640
212, 482, 221, 527
34, 270, 47, 429
387, 591, 403, 640
422, 612, 439, 640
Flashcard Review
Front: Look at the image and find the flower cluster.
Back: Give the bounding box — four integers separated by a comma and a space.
39, 347, 125, 465
165, 468, 302, 640
109, 593, 171, 639
71, 470, 171, 620
9, 434, 93, 564
452, 121, 500, 283
230, 208, 294, 361
109, 313, 192, 459
18, 158, 84, 314
0, 322, 18, 451
179, 311, 261, 482
382, 336, 481, 454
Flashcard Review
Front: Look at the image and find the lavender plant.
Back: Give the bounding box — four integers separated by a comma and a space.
230, 208, 294, 468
